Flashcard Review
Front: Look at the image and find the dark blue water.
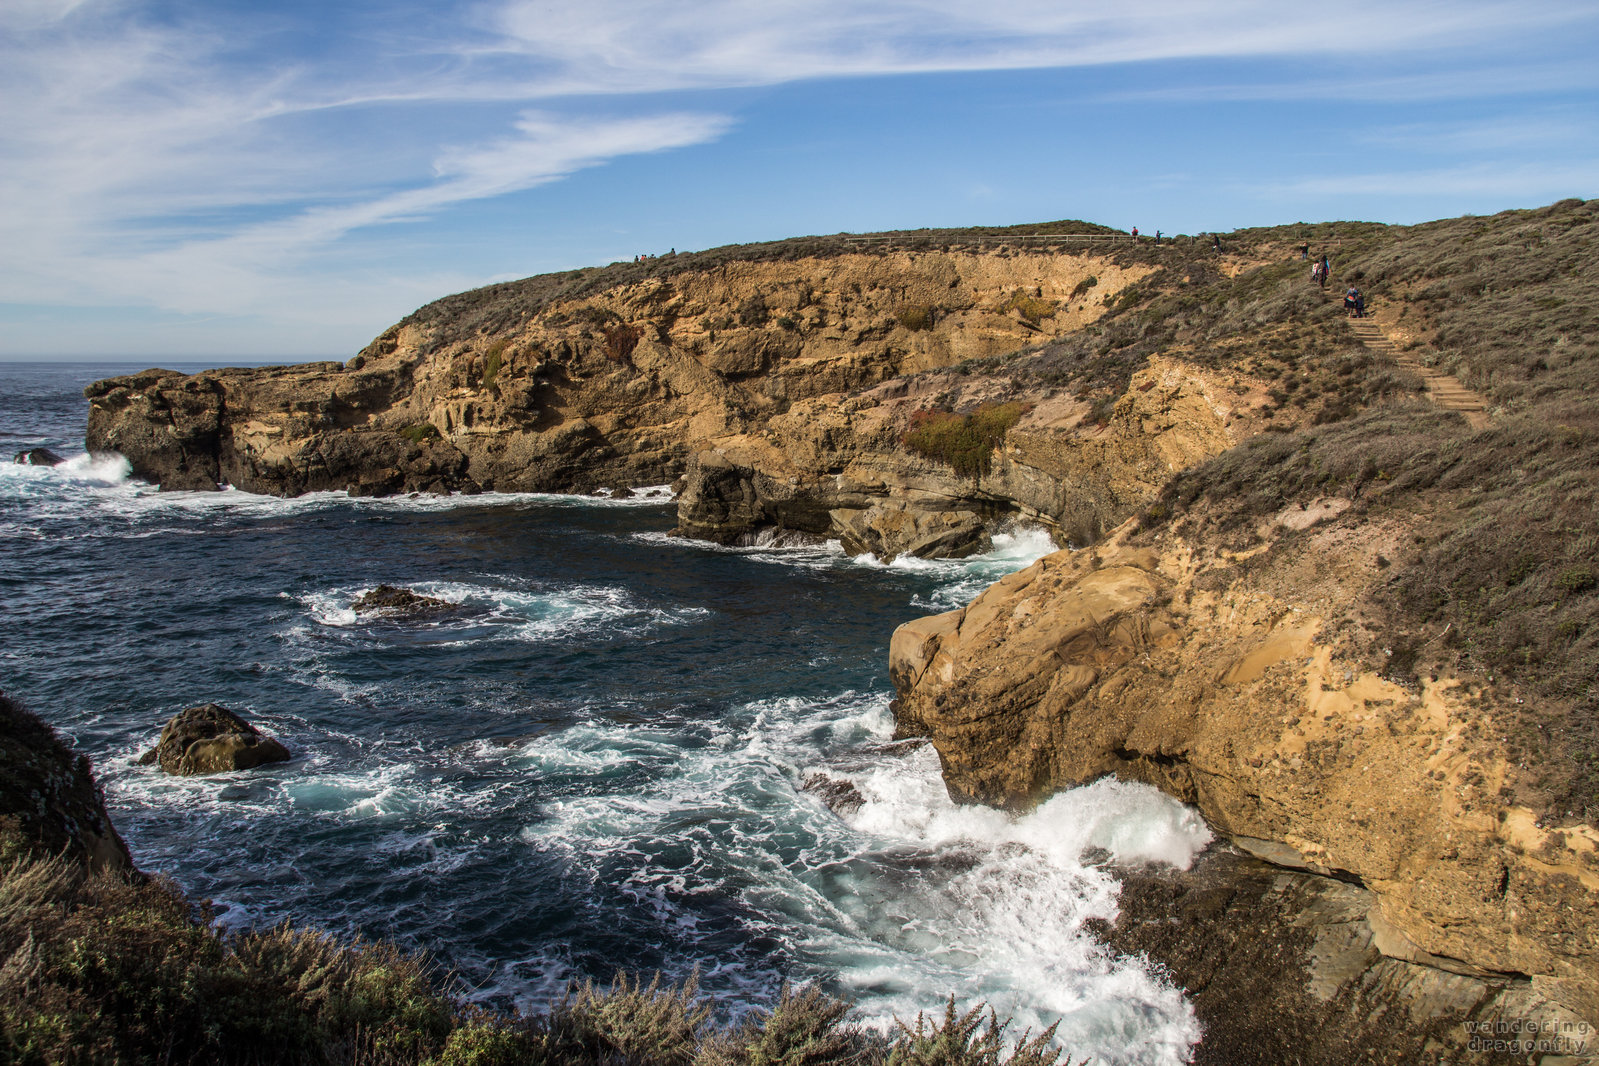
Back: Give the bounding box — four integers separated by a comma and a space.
1, 360, 1209, 1063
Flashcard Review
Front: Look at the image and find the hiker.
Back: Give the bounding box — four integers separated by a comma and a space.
1319, 254, 1331, 288
1310, 260, 1324, 285
1344, 288, 1362, 316
1300, 243, 1310, 260
1155, 229, 1161, 245
1131, 226, 1139, 242
1354, 291, 1365, 318
1212, 233, 1223, 252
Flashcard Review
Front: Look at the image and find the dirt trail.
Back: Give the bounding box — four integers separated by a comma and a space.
1345, 315, 1491, 429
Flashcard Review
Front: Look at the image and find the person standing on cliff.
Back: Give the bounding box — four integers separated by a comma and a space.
1131, 226, 1138, 242
1320, 254, 1331, 288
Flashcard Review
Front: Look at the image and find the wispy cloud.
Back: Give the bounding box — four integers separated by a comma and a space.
1, 0, 1594, 354
478, 0, 1596, 92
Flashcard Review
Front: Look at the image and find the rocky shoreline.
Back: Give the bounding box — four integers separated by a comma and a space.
69, 204, 1599, 1058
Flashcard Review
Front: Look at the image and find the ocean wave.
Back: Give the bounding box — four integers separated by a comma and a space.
291, 580, 704, 644
510, 690, 1203, 1064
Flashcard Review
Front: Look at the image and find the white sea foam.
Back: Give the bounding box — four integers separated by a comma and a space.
292, 580, 703, 645
512, 691, 1207, 1064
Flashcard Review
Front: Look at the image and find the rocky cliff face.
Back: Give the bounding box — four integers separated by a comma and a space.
87, 250, 1151, 510
890, 510, 1599, 1036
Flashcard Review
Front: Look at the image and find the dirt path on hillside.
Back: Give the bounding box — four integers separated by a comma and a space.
1344, 315, 1491, 429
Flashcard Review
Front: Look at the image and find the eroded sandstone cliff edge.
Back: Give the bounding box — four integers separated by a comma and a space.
890, 394, 1599, 1047
85, 221, 1304, 560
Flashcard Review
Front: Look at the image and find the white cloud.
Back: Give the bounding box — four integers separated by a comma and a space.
478, 0, 1596, 92
0, 0, 1594, 354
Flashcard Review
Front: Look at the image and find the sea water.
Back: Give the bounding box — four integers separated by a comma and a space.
0, 361, 1210, 1064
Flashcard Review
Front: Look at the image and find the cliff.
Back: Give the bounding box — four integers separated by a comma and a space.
889, 199, 1599, 1055
78, 201, 1599, 1056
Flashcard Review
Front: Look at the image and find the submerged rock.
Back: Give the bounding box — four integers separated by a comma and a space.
351, 584, 457, 618
13, 447, 64, 466
139, 703, 290, 776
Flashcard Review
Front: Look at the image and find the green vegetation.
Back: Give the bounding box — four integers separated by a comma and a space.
399, 423, 442, 444
996, 292, 1057, 325
902, 403, 1027, 480
0, 697, 1075, 1064
483, 340, 508, 389
0, 844, 1071, 1065
896, 305, 935, 332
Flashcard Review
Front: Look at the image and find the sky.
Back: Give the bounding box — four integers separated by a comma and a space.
2, 1, 1596, 360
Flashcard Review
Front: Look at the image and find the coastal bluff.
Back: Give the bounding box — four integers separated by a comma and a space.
78, 202, 1599, 1057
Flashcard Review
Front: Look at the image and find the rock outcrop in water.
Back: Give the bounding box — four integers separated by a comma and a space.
138, 703, 291, 775
351, 584, 458, 619
13, 447, 64, 466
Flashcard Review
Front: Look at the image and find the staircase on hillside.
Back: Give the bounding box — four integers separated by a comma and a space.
1345, 317, 1491, 430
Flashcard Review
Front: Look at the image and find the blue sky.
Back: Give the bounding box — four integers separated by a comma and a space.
2, 0, 1596, 359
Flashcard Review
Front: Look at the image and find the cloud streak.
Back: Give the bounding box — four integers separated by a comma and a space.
1, 0, 1594, 355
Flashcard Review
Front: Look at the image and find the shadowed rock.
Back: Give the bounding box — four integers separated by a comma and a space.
138, 704, 290, 776
14, 447, 64, 466
1, 693, 133, 872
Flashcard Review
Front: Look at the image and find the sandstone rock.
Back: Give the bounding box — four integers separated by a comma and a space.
351, 584, 457, 618
139, 704, 290, 776
83, 250, 1164, 535
890, 520, 1599, 1029
13, 447, 64, 466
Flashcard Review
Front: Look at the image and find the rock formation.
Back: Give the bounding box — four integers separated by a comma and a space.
138, 703, 291, 775
890, 513, 1599, 1038
352, 584, 458, 618
13, 447, 64, 466
85, 241, 1201, 559
0, 694, 132, 873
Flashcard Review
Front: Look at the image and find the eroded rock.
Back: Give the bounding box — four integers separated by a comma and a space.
890, 518, 1599, 1030
13, 447, 64, 466
139, 704, 290, 776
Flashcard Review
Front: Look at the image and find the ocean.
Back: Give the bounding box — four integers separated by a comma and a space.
1, 360, 1211, 1064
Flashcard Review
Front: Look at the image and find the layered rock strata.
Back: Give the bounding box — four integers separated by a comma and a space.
86, 250, 1210, 559
890, 517, 1599, 1034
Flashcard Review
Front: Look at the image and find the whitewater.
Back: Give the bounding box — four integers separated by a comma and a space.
1, 361, 1211, 1064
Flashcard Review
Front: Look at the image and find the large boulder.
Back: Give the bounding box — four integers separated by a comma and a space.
13, 447, 65, 466
139, 704, 290, 776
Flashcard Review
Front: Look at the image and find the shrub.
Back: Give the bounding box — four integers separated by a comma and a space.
902, 403, 1027, 479
886, 998, 1062, 1066
482, 340, 507, 389
1069, 276, 1098, 300
997, 291, 1058, 325
399, 423, 442, 444
543, 972, 710, 1066
897, 305, 935, 331
602, 323, 642, 362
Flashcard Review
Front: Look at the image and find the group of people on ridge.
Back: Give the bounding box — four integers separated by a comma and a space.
1305, 247, 1365, 316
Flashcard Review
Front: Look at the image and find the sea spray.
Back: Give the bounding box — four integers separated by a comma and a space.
2, 361, 1205, 1066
